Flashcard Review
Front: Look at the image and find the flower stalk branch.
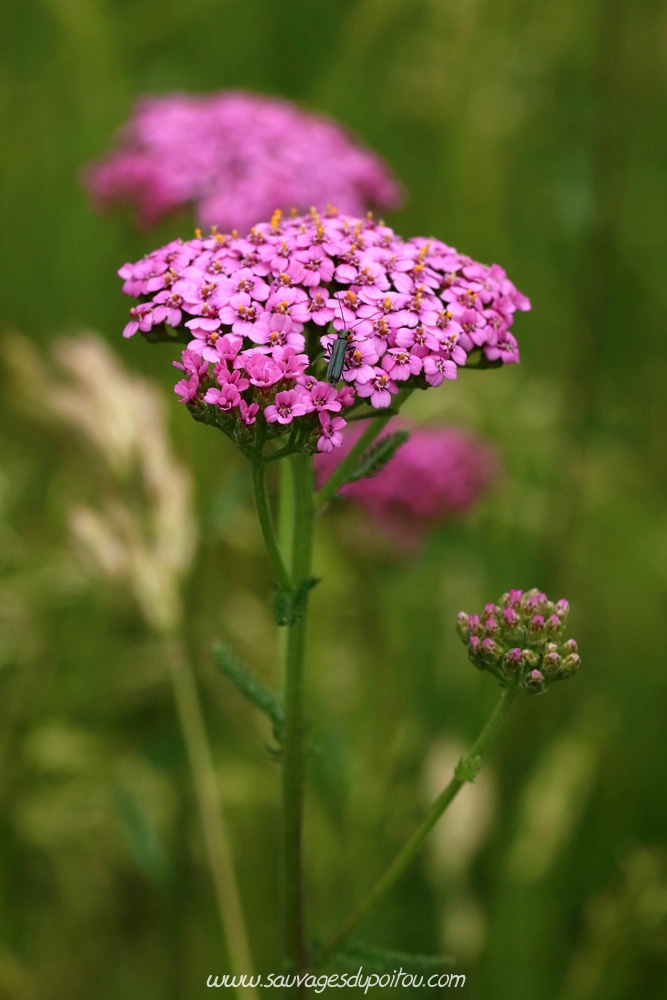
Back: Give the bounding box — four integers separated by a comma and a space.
314, 686, 519, 967
250, 455, 293, 592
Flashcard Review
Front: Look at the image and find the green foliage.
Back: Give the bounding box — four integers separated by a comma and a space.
347, 430, 410, 484
331, 942, 454, 974
212, 641, 283, 740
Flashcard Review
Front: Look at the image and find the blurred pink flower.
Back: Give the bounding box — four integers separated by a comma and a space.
314, 422, 498, 547
84, 91, 401, 230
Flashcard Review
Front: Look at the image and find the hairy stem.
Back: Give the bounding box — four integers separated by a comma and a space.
250, 456, 293, 592
314, 388, 414, 508
315, 686, 519, 966
282, 453, 315, 985
166, 639, 257, 998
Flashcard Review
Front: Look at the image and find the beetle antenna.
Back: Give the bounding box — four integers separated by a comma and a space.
334, 287, 347, 332
332, 289, 384, 337
348, 305, 380, 335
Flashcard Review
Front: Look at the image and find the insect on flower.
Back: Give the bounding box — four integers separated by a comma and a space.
325, 295, 379, 385
326, 327, 352, 385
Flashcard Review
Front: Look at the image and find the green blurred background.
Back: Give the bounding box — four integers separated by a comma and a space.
1, 0, 667, 997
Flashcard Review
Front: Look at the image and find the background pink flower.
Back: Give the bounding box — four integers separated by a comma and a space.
83, 91, 402, 231
314, 421, 499, 548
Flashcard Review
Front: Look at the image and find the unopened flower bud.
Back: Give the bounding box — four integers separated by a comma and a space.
523, 588, 547, 615
502, 606, 523, 640
555, 598, 570, 620
524, 669, 546, 693
456, 611, 470, 641
522, 649, 540, 669
503, 589, 523, 608
503, 607, 520, 627
484, 603, 499, 617
468, 614, 482, 637
542, 650, 561, 675
484, 617, 500, 636
468, 635, 484, 669
560, 638, 578, 656
528, 614, 545, 641
545, 613, 562, 636
559, 653, 581, 678
502, 647, 523, 676
479, 637, 503, 665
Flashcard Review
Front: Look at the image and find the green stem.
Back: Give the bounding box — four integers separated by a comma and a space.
250, 456, 293, 592
166, 639, 257, 999
314, 388, 414, 509
282, 453, 315, 982
277, 461, 294, 669
314, 685, 519, 966
278, 459, 294, 561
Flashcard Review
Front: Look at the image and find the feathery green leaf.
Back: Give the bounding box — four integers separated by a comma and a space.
347, 430, 410, 484
212, 642, 283, 739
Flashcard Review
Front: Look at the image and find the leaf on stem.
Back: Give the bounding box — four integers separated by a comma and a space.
347, 430, 410, 484
272, 576, 320, 627
212, 641, 284, 741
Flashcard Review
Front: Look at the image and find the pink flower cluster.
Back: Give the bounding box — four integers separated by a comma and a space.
118, 208, 530, 452
84, 91, 401, 231
314, 423, 498, 544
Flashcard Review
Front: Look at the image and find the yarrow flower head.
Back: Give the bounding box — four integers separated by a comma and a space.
456, 589, 580, 694
314, 422, 498, 546
84, 91, 401, 231
118, 208, 530, 455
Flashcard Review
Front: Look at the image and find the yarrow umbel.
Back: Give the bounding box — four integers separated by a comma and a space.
118, 208, 530, 459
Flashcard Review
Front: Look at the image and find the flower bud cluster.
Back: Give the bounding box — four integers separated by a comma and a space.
456, 589, 580, 694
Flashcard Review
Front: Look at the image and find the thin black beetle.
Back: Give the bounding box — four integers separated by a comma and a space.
326, 326, 351, 385
325, 293, 382, 385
